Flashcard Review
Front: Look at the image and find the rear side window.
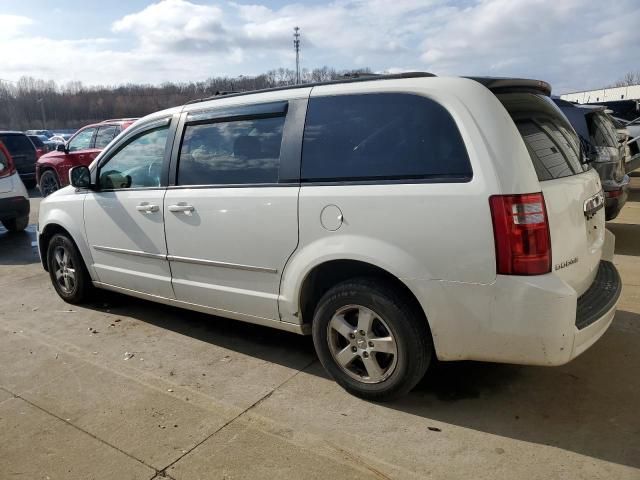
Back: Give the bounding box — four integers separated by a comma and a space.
301, 93, 472, 182
94, 125, 120, 149
498, 93, 588, 181
0, 134, 34, 154
177, 116, 284, 186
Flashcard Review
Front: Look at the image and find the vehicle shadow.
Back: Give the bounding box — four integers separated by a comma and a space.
606, 222, 640, 256
0, 224, 40, 266
86, 291, 640, 469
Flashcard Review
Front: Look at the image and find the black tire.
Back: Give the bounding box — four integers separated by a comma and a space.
39, 170, 60, 197
46, 233, 93, 304
2, 215, 29, 233
312, 278, 432, 401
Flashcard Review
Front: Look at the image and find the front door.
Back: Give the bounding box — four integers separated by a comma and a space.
164, 104, 300, 320
84, 121, 174, 298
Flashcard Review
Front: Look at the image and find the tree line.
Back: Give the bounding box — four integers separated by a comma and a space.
0, 67, 371, 131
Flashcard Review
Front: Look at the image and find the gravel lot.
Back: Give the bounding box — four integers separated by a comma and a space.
1, 180, 639, 479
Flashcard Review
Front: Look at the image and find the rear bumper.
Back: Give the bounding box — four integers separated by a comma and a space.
427, 260, 621, 366
0, 196, 30, 221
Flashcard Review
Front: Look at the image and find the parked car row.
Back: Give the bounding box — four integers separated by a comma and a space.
37, 73, 622, 400
36, 118, 137, 196
553, 99, 630, 220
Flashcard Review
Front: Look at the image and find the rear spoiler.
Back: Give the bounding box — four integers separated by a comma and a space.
465, 77, 552, 96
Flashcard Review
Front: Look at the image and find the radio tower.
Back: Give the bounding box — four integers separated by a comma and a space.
293, 27, 301, 84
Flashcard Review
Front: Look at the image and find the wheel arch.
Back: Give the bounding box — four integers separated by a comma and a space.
38, 215, 95, 280
295, 259, 429, 333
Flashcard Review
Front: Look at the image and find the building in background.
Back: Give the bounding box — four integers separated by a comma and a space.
561, 85, 640, 121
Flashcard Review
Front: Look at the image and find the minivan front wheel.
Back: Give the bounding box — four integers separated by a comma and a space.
47, 233, 92, 303
312, 278, 432, 401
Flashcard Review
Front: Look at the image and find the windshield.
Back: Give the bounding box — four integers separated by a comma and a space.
498, 93, 589, 181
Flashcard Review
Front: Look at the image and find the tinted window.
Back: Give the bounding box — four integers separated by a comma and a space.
94, 125, 119, 149
68, 128, 96, 152
498, 93, 587, 181
99, 126, 169, 189
301, 94, 471, 182
28, 135, 45, 147
588, 113, 618, 148
0, 134, 35, 155
178, 116, 284, 185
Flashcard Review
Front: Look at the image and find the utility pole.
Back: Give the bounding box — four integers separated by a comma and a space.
293, 26, 301, 85
37, 98, 47, 129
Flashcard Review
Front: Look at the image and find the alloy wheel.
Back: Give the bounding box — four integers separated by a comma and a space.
327, 304, 398, 384
53, 245, 76, 294
41, 172, 59, 197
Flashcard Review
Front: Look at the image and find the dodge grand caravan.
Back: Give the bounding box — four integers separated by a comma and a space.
37, 73, 622, 400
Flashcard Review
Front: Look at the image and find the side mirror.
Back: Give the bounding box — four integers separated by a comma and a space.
69, 165, 91, 189
56, 143, 67, 153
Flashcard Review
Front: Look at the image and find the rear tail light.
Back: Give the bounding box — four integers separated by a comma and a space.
35, 148, 45, 159
0, 147, 16, 179
489, 193, 551, 275
605, 189, 622, 198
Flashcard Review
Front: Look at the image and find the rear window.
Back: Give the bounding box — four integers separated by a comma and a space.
498, 93, 588, 181
29, 136, 44, 147
0, 134, 35, 155
301, 93, 472, 182
588, 113, 618, 148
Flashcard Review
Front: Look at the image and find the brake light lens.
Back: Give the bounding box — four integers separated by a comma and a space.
489, 193, 551, 275
0, 146, 16, 179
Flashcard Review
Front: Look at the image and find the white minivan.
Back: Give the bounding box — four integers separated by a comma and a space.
38, 74, 621, 400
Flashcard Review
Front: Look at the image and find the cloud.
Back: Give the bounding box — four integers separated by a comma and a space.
0, 14, 33, 39
0, 0, 638, 92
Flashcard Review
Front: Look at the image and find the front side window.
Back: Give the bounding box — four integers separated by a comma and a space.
177, 116, 284, 185
94, 125, 120, 149
68, 128, 96, 152
301, 93, 472, 182
99, 126, 169, 189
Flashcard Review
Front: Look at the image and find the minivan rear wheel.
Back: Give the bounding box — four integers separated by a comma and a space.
312, 278, 432, 401
46, 233, 92, 304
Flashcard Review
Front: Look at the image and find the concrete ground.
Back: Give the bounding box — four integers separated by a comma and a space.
1, 181, 639, 480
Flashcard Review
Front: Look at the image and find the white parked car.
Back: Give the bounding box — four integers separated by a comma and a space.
37, 74, 622, 400
0, 141, 30, 232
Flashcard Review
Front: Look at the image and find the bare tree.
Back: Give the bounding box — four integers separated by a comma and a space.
0, 66, 373, 130
610, 71, 640, 87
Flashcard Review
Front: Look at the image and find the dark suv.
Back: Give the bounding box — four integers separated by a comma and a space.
36, 118, 137, 196
0, 131, 38, 189
554, 99, 630, 220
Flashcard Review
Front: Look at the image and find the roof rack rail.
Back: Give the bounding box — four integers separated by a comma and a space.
184, 71, 436, 106
99, 118, 138, 123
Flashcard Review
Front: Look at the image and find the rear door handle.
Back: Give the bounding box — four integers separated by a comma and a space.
136, 203, 159, 213
168, 204, 195, 214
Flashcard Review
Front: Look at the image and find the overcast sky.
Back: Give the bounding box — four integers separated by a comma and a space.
1, 0, 639, 93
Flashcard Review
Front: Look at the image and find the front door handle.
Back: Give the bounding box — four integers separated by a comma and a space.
136, 203, 159, 213
168, 203, 195, 214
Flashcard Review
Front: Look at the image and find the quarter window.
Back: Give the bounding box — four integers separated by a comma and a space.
177, 116, 284, 185
301, 93, 472, 182
68, 128, 96, 152
98, 126, 169, 189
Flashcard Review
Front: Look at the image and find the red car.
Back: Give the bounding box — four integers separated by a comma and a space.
36, 118, 137, 196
